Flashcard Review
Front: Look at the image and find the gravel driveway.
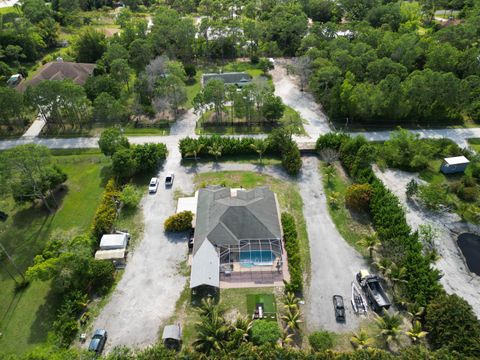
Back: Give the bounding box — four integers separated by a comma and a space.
91, 113, 196, 352
299, 157, 368, 332
271, 60, 331, 139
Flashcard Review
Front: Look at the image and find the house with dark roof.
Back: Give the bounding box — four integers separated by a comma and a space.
190, 186, 284, 290
16, 60, 95, 92
201, 72, 252, 88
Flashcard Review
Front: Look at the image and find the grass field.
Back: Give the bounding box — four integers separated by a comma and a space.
468, 138, 480, 153
0, 152, 109, 355
320, 162, 373, 255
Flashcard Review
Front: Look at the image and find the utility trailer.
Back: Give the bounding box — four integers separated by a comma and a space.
356, 269, 391, 312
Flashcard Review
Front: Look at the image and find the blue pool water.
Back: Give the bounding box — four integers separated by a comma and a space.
240, 250, 275, 266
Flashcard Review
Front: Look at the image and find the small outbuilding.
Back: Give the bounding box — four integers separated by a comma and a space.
94, 249, 127, 269
99, 232, 130, 250
162, 324, 182, 350
440, 156, 470, 174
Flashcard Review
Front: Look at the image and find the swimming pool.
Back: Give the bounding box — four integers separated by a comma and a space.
240, 250, 275, 266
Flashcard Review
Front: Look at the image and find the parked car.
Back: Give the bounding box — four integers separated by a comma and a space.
88, 329, 107, 354
165, 172, 174, 187
149, 177, 159, 193
188, 229, 194, 251
333, 295, 346, 322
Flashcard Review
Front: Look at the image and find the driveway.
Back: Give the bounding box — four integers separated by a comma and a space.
91, 113, 196, 352
271, 60, 331, 139
299, 157, 368, 332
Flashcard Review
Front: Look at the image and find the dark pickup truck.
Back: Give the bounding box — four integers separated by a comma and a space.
357, 269, 391, 312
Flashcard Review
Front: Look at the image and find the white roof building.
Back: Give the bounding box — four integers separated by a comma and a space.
443, 156, 470, 166
99, 233, 129, 250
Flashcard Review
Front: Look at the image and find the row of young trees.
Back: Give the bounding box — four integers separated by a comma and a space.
193, 77, 285, 125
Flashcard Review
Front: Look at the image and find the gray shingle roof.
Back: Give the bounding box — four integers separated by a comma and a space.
202, 72, 252, 86
193, 186, 282, 256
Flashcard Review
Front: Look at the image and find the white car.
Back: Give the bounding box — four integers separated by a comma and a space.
165, 172, 174, 187
148, 177, 159, 193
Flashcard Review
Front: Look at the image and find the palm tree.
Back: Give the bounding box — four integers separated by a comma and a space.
387, 262, 408, 295
280, 329, 294, 347
406, 320, 428, 344
283, 292, 300, 312
197, 297, 221, 318
186, 142, 204, 162
350, 329, 375, 350
375, 311, 403, 348
193, 312, 230, 354
250, 139, 269, 163
281, 307, 302, 333
323, 165, 336, 186
208, 143, 223, 161
226, 316, 252, 349
373, 258, 391, 276
357, 233, 380, 258
406, 303, 425, 325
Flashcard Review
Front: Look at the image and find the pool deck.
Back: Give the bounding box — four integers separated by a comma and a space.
219, 253, 289, 289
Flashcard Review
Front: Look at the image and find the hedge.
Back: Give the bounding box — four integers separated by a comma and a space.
164, 211, 193, 232
179, 133, 302, 175
91, 178, 119, 241
281, 212, 303, 294
179, 135, 275, 158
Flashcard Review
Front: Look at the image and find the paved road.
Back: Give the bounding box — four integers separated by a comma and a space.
0, 0, 18, 8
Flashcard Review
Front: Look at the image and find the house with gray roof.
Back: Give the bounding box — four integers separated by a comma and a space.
201, 72, 252, 88
190, 186, 283, 290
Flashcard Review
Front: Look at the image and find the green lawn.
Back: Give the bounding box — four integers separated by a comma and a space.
320, 162, 373, 255
185, 71, 203, 109
246, 293, 276, 320
0, 6, 15, 14
0, 153, 109, 355
468, 138, 480, 153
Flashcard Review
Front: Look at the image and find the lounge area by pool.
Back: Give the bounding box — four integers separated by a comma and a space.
240, 250, 275, 267
458, 233, 480, 276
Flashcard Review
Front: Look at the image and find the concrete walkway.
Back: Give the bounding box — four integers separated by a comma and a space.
21, 115, 46, 138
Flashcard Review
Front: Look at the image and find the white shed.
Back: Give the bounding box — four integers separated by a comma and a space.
440, 156, 470, 174
99, 233, 129, 250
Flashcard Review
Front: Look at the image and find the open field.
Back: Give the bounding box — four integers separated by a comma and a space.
0, 152, 109, 355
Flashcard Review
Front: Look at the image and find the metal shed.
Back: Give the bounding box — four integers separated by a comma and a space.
162, 324, 182, 350
99, 233, 129, 250
440, 156, 470, 174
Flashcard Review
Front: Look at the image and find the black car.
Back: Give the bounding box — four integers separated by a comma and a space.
188, 229, 194, 251
333, 295, 346, 322
88, 329, 107, 354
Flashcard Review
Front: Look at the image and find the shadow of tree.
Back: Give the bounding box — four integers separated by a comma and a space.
28, 287, 62, 345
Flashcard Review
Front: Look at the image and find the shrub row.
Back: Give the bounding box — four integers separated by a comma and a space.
179, 133, 302, 175
91, 178, 120, 241
281, 212, 303, 295
179, 135, 275, 158
164, 211, 193, 232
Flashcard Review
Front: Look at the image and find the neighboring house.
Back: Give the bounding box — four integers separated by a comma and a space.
190, 186, 284, 291
440, 156, 470, 174
16, 60, 95, 92
202, 72, 252, 88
